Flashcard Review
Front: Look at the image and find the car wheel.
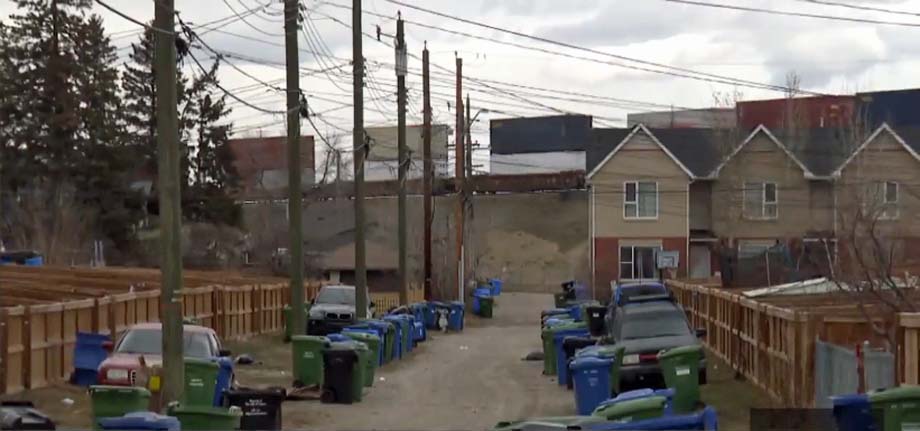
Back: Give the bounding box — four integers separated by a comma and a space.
699, 369, 707, 385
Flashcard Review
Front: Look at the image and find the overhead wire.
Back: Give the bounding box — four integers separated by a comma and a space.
664, 0, 920, 27
790, 0, 920, 17
374, 0, 826, 95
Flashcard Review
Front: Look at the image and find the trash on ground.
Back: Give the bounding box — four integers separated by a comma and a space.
523, 351, 544, 361
235, 354, 255, 365
61, 398, 74, 406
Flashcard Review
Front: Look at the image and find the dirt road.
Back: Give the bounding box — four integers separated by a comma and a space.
231, 292, 573, 430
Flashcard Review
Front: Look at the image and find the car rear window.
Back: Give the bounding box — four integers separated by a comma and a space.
116, 329, 214, 358
619, 311, 691, 340
315, 287, 355, 305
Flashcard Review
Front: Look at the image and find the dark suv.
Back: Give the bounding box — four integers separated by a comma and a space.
307, 285, 373, 335
606, 298, 707, 390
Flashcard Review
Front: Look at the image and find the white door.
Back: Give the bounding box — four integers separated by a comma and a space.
690, 245, 711, 279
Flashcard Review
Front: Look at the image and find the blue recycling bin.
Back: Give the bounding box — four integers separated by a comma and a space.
572, 356, 614, 415
489, 278, 503, 296
568, 303, 587, 321
213, 357, 234, 406
98, 412, 181, 431
72, 332, 110, 386
448, 301, 465, 331
596, 388, 676, 415
832, 394, 878, 431
344, 327, 385, 365
382, 316, 405, 359
412, 321, 425, 342
409, 304, 428, 341
425, 301, 446, 329
554, 329, 590, 386
472, 287, 491, 314
586, 406, 718, 430
327, 333, 351, 342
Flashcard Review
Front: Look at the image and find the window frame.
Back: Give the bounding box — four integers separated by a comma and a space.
619, 245, 662, 281
882, 181, 899, 220
742, 181, 779, 220
623, 181, 659, 220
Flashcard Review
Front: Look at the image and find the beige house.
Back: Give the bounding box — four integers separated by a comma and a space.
589, 123, 920, 293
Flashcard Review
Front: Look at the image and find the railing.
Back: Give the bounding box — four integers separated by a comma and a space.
667, 280, 819, 407
0, 281, 429, 395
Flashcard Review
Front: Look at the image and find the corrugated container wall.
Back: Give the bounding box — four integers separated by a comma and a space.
737, 96, 856, 131
857, 88, 920, 128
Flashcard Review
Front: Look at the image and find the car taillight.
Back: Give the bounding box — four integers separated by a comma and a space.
639, 353, 659, 363
129, 370, 138, 385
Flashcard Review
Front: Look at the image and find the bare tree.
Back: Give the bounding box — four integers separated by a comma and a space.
1, 181, 94, 264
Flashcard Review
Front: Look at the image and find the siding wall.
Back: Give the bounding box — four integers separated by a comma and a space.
712, 133, 834, 240
592, 132, 690, 238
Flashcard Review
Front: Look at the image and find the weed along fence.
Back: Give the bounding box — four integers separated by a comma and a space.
0, 265, 429, 395
667, 280, 920, 407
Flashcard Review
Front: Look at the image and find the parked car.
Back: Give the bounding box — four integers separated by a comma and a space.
606, 298, 707, 390
605, 282, 671, 334
97, 323, 231, 386
307, 284, 374, 335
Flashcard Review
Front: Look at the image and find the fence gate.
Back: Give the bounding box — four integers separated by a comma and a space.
814, 340, 894, 408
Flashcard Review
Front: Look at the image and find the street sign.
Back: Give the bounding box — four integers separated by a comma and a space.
657, 250, 680, 269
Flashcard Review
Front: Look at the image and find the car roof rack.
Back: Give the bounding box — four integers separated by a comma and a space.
620, 293, 673, 305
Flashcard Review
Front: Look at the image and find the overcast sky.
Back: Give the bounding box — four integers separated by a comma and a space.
3, 0, 920, 173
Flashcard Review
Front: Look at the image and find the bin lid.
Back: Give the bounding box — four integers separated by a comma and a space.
585, 407, 712, 430
327, 333, 351, 342
168, 405, 243, 417
98, 412, 180, 431
290, 335, 330, 346
343, 331, 380, 342
592, 395, 666, 417
570, 356, 612, 371
89, 385, 152, 396
184, 357, 219, 368
657, 344, 703, 360
831, 393, 870, 407
552, 328, 589, 340
868, 386, 920, 404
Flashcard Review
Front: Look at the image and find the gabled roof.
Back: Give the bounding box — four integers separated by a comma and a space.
713, 125, 819, 178
775, 128, 863, 177
832, 123, 920, 176
588, 125, 722, 179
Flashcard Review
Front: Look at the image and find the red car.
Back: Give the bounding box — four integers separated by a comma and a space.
97, 323, 230, 386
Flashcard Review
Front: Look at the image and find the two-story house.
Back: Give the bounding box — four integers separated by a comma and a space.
588, 122, 920, 296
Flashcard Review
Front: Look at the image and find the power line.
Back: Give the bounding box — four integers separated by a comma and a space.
792, 0, 920, 18
221, 0, 286, 37
95, 0, 173, 35
376, 0, 824, 95
664, 0, 920, 28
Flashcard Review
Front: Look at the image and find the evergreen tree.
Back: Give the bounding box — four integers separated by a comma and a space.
1, 0, 142, 253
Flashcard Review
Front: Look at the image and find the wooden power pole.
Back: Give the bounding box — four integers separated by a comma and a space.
422, 44, 432, 301
353, 0, 368, 318
154, 0, 184, 404
396, 16, 408, 305
454, 56, 464, 301
284, 0, 305, 336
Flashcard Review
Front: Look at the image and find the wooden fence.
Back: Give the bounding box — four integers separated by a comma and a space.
667, 280, 819, 407
0, 282, 425, 395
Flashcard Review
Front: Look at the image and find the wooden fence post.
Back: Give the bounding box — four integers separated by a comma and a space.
253, 285, 262, 335
0, 308, 7, 395
22, 307, 31, 390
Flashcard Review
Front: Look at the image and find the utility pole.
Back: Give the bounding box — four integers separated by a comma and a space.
284, 0, 305, 336
154, 0, 184, 405
466, 94, 472, 179
396, 16, 408, 306
465, 94, 473, 293
353, 0, 368, 318
422, 44, 433, 301
454, 56, 464, 301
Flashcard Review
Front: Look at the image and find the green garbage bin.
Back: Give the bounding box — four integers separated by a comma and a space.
284, 303, 310, 341
658, 344, 703, 413
554, 292, 568, 308
328, 341, 364, 402
184, 358, 220, 407
167, 404, 242, 431
291, 335, 330, 387
479, 296, 494, 318
89, 385, 151, 429
868, 386, 920, 431
541, 321, 587, 376
343, 332, 380, 387
592, 395, 668, 422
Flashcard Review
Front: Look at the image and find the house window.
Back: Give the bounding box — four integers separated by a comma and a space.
624, 181, 658, 219
743, 182, 778, 220
619, 245, 661, 280
866, 181, 899, 220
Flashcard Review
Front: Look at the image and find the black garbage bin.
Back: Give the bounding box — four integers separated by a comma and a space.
321, 345, 359, 404
562, 336, 597, 389
585, 306, 607, 337
223, 387, 286, 431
